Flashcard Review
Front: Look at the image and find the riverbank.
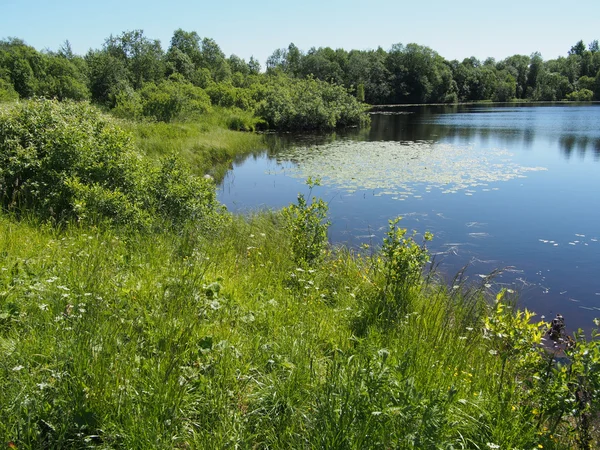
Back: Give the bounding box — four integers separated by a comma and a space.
370, 100, 600, 109
1, 101, 599, 449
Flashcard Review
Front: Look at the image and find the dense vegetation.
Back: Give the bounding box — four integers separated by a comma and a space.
266, 40, 600, 104
2, 31, 600, 448
0, 100, 226, 230
0, 99, 600, 449
0, 30, 369, 131
2, 30, 599, 120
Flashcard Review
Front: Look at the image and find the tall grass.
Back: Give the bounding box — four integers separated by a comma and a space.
1, 101, 598, 448
1, 207, 595, 448
120, 107, 266, 179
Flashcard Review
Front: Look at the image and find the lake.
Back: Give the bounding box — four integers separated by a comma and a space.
218, 104, 600, 331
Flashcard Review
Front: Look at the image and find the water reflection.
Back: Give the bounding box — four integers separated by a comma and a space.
219, 104, 600, 331
255, 105, 600, 161
370, 105, 600, 158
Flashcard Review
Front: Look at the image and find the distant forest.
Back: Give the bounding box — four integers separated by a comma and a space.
1, 29, 599, 116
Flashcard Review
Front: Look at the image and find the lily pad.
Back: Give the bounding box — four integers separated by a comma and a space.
273, 140, 546, 198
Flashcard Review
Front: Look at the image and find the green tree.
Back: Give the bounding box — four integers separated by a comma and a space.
168, 29, 202, 67
387, 43, 455, 103
103, 30, 165, 89
266, 47, 288, 73
165, 47, 195, 80
286, 43, 302, 76
569, 40, 586, 57
0, 38, 45, 98
199, 38, 230, 82
301, 47, 345, 84
228, 54, 249, 76
85, 49, 130, 104
526, 52, 544, 96
38, 53, 90, 100
498, 55, 529, 98
248, 56, 261, 75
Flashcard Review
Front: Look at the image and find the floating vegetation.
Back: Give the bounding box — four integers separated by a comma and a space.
273, 140, 547, 199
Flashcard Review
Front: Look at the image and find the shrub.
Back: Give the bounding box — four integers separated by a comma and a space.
116, 76, 212, 122
255, 75, 370, 131
205, 82, 256, 110
566, 89, 594, 101
282, 178, 330, 266
0, 78, 19, 102
373, 218, 432, 322
0, 99, 223, 228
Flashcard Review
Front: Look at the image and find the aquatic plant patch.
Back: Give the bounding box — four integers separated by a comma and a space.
273, 140, 547, 198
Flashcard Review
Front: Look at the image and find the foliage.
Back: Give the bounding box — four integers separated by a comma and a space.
357, 218, 433, 328
3, 32, 600, 115
566, 88, 594, 101
0, 99, 223, 228
255, 75, 369, 130
282, 177, 330, 265
0, 77, 19, 102
103, 30, 165, 90
113, 75, 212, 122
138, 76, 211, 122
1, 180, 600, 447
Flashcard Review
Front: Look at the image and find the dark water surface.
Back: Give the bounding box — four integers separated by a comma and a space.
218, 104, 600, 330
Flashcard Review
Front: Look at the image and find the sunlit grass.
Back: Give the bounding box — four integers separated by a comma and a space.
0, 102, 597, 448
120, 107, 266, 179
1, 208, 592, 448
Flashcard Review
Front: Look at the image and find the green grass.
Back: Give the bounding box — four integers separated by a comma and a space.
120, 107, 266, 179
1, 207, 596, 448
1, 104, 599, 448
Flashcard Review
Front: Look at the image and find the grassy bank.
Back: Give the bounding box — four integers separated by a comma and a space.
1, 208, 599, 448
119, 107, 266, 180
1, 100, 600, 449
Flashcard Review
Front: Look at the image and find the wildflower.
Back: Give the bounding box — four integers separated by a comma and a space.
486, 443, 500, 449
12, 365, 24, 371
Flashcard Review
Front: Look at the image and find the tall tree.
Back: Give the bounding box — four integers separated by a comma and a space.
103, 30, 165, 89
199, 38, 230, 82
569, 40, 586, 57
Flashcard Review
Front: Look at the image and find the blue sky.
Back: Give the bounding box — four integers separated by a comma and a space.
2, 0, 599, 66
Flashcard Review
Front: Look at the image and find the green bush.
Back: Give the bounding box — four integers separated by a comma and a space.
205, 82, 256, 111
0, 99, 223, 228
255, 75, 370, 130
114, 76, 212, 122
282, 178, 330, 266
566, 89, 594, 101
0, 78, 19, 102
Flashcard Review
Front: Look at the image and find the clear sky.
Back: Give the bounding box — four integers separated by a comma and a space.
2, 0, 599, 66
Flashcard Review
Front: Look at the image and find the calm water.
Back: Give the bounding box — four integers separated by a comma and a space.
218, 104, 600, 330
